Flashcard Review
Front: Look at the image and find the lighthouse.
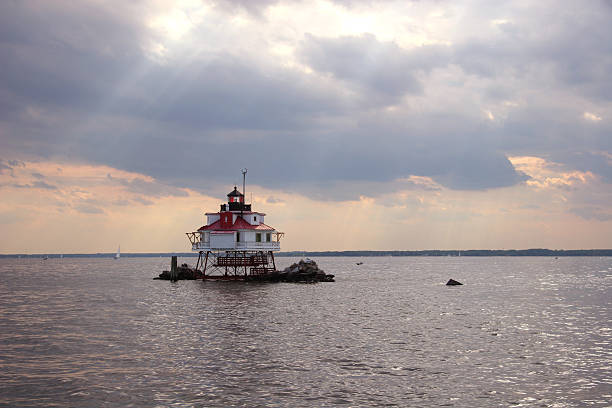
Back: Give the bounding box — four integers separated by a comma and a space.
186, 171, 284, 279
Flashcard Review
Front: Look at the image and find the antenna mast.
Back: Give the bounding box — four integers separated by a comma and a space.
241, 168, 248, 203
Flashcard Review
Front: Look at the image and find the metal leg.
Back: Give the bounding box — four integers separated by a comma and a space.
203, 251, 209, 279
270, 251, 276, 272
195, 251, 202, 271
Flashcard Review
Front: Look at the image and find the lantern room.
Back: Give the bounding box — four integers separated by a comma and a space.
222, 187, 252, 212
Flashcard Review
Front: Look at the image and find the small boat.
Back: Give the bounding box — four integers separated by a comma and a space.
114, 245, 120, 260
356, 262, 363, 265
42, 255, 49, 260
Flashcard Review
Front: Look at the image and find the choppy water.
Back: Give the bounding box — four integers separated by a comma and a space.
0, 256, 610, 407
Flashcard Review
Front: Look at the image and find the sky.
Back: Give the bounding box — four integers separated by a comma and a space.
0, 0, 611, 253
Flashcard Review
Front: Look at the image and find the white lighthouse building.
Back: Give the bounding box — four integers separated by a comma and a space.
186, 173, 284, 279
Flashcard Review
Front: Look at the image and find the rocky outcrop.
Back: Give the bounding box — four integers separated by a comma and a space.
155, 259, 334, 283
244, 259, 334, 282
278, 259, 334, 282
155, 263, 202, 280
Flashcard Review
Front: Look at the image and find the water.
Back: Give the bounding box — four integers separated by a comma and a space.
0, 256, 610, 407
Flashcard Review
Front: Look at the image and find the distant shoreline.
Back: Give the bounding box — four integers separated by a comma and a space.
1, 249, 611, 258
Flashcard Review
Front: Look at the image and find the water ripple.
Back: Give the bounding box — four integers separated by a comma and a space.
0, 256, 610, 406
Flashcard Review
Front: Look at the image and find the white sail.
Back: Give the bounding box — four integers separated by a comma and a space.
115, 245, 120, 259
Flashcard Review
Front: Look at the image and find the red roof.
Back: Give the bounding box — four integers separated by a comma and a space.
205, 211, 265, 216
198, 216, 275, 231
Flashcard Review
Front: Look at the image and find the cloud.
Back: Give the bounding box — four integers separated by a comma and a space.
212, 0, 281, 15
31, 180, 58, 190
545, 152, 611, 185
112, 199, 131, 206
265, 196, 285, 204
430, 150, 529, 190
298, 33, 449, 105
106, 174, 189, 198
0, 0, 610, 205
510, 156, 596, 190
73, 204, 105, 214
132, 196, 154, 206
10, 181, 58, 190
570, 207, 612, 222
8, 160, 25, 167
0, 160, 12, 174
583, 112, 602, 122
0, 159, 25, 176
401, 176, 442, 191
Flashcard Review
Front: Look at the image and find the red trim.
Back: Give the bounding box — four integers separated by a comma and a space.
205, 211, 266, 216
198, 216, 275, 231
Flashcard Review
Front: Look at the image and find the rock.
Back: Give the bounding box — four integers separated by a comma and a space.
155, 258, 333, 283
446, 279, 463, 286
154, 264, 202, 280
279, 259, 334, 282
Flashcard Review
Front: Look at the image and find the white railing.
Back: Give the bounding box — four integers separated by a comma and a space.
236, 242, 280, 249
192, 241, 280, 251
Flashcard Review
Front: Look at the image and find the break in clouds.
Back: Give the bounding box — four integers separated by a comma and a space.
0, 0, 610, 200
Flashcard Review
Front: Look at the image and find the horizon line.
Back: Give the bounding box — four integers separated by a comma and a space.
1, 248, 611, 258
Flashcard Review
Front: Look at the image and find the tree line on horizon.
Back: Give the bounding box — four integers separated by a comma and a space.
2, 249, 611, 258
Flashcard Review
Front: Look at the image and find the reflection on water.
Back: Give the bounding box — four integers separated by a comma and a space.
0, 257, 610, 407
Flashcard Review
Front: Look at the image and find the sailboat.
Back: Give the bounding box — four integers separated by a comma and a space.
114, 245, 120, 260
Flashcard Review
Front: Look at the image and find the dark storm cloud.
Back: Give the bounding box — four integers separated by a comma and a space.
0, 2, 144, 111
450, 3, 612, 102
128, 58, 349, 130
0, 2, 349, 131
298, 33, 450, 104
117, 111, 528, 198
0, 1, 610, 201
553, 151, 612, 184
499, 104, 612, 182
430, 150, 529, 190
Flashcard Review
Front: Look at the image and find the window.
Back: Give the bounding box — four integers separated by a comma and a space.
253, 216, 257, 222
236, 232, 240, 242
256, 233, 261, 242
266, 233, 271, 242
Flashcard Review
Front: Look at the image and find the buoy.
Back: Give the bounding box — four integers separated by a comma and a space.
446, 279, 463, 286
